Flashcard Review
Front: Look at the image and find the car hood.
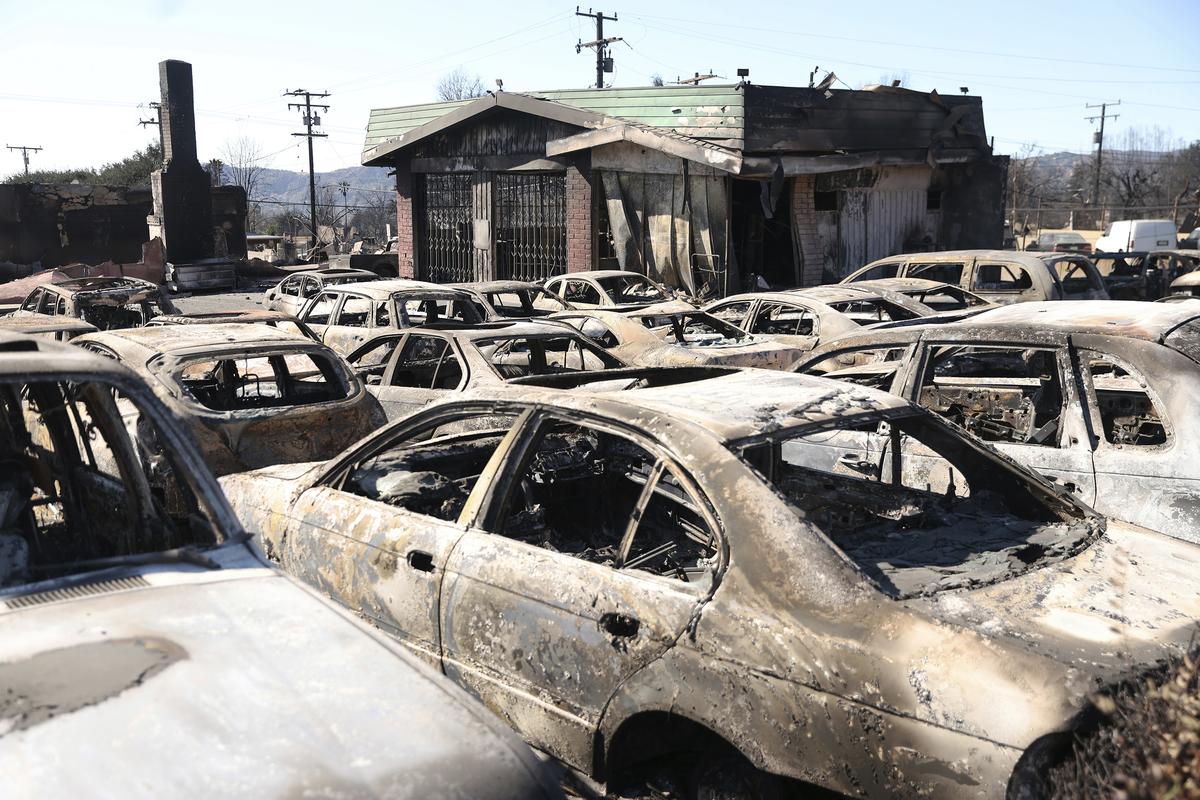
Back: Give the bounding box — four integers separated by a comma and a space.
0, 546, 556, 799
907, 520, 1200, 682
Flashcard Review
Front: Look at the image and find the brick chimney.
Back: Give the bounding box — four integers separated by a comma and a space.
148, 59, 213, 262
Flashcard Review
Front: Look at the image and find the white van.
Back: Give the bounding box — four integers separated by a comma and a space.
1095, 219, 1177, 252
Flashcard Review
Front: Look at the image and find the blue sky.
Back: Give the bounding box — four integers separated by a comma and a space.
2, 0, 1197, 176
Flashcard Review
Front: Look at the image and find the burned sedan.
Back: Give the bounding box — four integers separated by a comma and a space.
451, 280, 574, 318
10, 276, 178, 329
793, 300, 1200, 543
264, 267, 378, 316
552, 305, 803, 369
220, 369, 1200, 799
299, 279, 489, 355
74, 323, 384, 475
346, 320, 626, 420
541, 269, 677, 311
0, 332, 561, 799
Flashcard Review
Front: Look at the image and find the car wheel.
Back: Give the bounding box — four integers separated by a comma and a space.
688, 749, 783, 800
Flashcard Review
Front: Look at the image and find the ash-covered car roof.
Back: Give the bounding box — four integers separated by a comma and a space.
958, 300, 1200, 340
450, 280, 548, 293
316, 278, 466, 299
464, 368, 908, 443
0, 330, 129, 377
0, 315, 97, 336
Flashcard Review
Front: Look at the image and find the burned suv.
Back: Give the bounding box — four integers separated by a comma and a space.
10, 277, 177, 330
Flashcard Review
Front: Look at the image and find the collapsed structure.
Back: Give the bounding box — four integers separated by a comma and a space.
361, 83, 1007, 294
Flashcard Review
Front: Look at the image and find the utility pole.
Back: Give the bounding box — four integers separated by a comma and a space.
6, 144, 42, 176
575, 8, 620, 89
673, 72, 720, 86
285, 89, 330, 250
1085, 100, 1120, 214
138, 101, 163, 151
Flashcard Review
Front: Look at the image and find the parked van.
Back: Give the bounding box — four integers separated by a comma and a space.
1094, 219, 1177, 252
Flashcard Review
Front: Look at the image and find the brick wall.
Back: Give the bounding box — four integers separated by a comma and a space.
791, 175, 824, 286
565, 157, 593, 274
394, 164, 416, 279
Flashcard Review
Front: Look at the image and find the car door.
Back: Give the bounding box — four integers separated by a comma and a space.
300, 290, 340, 343
901, 338, 1096, 503
439, 410, 716, 770
704, 298, 757, 330
372, 333, 467, 421
970, 260, 1044, 304
1076, 345, 1193, 538
322, 293, 374, 354
556, 278, 605, 309
745, 301, 821, 351
271, 407, 525, 666
274, 276, 303, 315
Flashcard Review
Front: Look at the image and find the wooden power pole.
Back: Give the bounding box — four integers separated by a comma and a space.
575, 8, 620, 89
1085, 100, 1121, 212
6, 144, 42, 176
285, 89, 331, 250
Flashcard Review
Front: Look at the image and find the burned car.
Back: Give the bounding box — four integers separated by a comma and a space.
10, 276, 179, 329
298, 279, 488, 355
847, 277, 994, 314
842, 249, 1108, 305
540, 269, 676, 312
145, 308, 320, 341
451, 280, 574, 318
220, 369, 1200, 798
702, 285, 930, 355
1094, 250, 1200, 300
552, 305, 802, 369
263, 267, 378, 316
346, 320, 626, 420
74, 323, 384, 475
0, 332, 561, 799
793, 300, 1200, 543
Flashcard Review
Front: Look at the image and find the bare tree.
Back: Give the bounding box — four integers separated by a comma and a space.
650, 73, 665, 87
436, 67, 486, 101
221, 136, 266, 201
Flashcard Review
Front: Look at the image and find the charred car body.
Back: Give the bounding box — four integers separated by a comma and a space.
1094, 250, 1200, 300
841, 250, 1108, 305
540, 270, 677, 312
9, 277, 179, 330
263, 267, 379, 316
220, 369, 1200, 799
298, 279, 489, 355
0, 332, 561, 799
451, 280, 574, 318
74, 323, 383, 476
793, 300, 1200, 543
346, 320, 626, 420
145, 308, 320, 342
552, 305, 802, 369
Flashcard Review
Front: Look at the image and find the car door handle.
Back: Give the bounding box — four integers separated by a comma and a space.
599, 612, 639, 638
407, 550, 435, 573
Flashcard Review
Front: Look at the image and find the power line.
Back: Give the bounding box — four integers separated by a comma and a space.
6, 144, 43, 176
285, 89, 330, 248
624, 13, 1200, 74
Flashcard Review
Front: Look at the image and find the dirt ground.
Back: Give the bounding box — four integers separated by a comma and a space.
169, 285, 271, 315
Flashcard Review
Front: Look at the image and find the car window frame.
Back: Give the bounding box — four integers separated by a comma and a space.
971, 260, 1037, 295
381, 332, 469, 390
751, 300, 820, 336
1075, 343, 1174, 453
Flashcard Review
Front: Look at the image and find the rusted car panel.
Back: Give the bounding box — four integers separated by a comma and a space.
541, 270, 680, 312
551, 306, 803, 369
793, 300, 1200, 543
220, 369, 1200, 798
264, 267, 379, 316
451, 280, 574, 318
73, 323, 384, 475
345, 320, 627, 420
0, 333, 561, 800
9, 276, 179, 329
842, 250, 1109, 305
298, 279, 489, 355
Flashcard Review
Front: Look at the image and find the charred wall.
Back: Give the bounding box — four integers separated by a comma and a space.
936, 156, 1009, 250
0, 183, 153, 268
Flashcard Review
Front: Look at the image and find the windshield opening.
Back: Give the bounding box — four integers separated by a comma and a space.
475, 334, 622, 378
0, 379, 215, 593
176, 350, 350, 411
597, 275, 667, 304
637, 311, 747, 345
739, 412, 1097, 598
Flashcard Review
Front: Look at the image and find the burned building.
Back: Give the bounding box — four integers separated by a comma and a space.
362, 83, 1007, 294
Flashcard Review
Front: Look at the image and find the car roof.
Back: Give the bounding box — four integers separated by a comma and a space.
150, 310, 301, 324
0, 315, 98, 335
468, 368, 910, 443
849, 278, 955, 293
556, 270, 656, 281
50, 276, 159, 293
959, 300, 1200, 341
301, 268, 378, 279
78, 322, 321, 358
865, 249, 1069, 267
316, 278, 457, 299
450, 280, 542, 292
0, 330, 133, 378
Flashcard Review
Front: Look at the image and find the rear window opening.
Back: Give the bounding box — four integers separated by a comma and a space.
1085, 356, 1167, 446
596, 276, 667, 304
740, 413, 1097, 598
637, 312, 748, 347
476, 335, 620, 378
485, 289, 566, 317
827, 299, 920, 325
175, 351, 349, 411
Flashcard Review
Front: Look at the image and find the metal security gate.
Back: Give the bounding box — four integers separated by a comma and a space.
419, 174, 474, 282
494, 173, 566, 281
